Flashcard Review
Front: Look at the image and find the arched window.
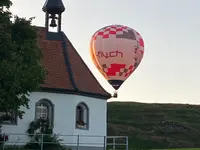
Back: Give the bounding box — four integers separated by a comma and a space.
76, 102, 89, 130
35, 99, 54, 125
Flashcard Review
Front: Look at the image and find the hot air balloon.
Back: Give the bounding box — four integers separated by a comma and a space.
90, 24, 144, 96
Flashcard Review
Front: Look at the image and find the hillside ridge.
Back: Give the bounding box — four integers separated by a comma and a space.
107, 101, 200, 149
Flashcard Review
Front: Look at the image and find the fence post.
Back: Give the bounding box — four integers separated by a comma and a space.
103, 136, 106, 150
113, 137, 115, 150
126, 136, 128, 150
2, 134, 5, 150
76, 135, 79, 150
41, 134, 43, 150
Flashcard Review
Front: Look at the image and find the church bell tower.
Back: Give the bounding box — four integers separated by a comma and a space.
42, 0, 65, 33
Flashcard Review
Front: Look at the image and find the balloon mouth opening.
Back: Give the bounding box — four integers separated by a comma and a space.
108, 80, 124, 90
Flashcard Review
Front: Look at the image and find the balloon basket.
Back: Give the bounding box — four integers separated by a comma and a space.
113, 91, 118, 98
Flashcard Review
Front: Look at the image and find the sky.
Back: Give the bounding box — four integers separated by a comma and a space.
10, 0, 200, 104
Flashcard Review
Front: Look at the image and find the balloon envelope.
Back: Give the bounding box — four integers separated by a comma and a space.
90, 25, 144, 90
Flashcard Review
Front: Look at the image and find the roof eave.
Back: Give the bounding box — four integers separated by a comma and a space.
36, 87, 112, 100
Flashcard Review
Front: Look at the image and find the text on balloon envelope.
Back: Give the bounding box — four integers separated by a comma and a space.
96, 50, 123, 59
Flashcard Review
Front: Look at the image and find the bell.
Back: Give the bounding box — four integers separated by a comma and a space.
50, 18, 57, 27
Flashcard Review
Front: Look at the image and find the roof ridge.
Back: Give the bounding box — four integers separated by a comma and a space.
61, 32, 78, 91
62, 33, 111, 97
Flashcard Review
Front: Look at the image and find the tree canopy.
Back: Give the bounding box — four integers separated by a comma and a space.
0, 0, 46, 119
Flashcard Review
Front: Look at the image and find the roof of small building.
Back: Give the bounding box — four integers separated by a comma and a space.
36, 27, 112, 99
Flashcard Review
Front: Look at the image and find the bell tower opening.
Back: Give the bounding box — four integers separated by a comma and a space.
42, 0, 65, 33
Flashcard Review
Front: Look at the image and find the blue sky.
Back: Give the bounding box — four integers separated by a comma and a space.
11, 0, 200, 104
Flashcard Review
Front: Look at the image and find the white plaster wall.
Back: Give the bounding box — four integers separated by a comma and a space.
2, 92, 107, 147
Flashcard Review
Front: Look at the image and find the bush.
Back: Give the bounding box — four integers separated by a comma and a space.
25, 118, 70, 150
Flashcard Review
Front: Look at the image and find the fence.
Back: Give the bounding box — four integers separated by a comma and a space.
0, 133, 128, 150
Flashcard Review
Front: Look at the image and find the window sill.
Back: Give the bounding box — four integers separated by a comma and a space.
2, 122, 17, 126
76, 124, 88, 130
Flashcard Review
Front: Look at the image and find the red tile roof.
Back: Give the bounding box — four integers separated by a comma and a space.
36, 27, 111, 99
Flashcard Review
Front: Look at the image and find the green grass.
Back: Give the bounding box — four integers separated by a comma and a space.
153, 149, 200, 150
107, 102, 200, 149
4, 148, 200, 150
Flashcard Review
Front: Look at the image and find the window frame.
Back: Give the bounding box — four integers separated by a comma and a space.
36, 103, 48, 119
0, 110, 17, 125
35, 99, 54, 126
75, 102, 89, 130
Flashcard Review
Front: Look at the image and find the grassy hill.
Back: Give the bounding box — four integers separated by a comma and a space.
107, 102, 200, 149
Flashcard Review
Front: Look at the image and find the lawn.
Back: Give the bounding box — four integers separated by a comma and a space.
154, 149, 200, 150
3, 147, 200, 150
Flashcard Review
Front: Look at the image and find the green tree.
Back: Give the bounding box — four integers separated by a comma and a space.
0, 0, 46, 119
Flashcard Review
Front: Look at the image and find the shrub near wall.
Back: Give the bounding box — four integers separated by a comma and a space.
24, 118, 71, 150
